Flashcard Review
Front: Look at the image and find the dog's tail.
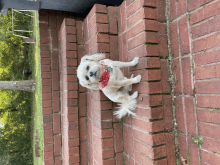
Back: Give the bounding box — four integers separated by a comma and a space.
114, 99, 137, 119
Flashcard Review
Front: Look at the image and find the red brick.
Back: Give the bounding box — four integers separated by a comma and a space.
128, 32, 158, 50
108, 6, 118, 34
109, 36, 118, 61
116, 153, 124, 165
118, 1, 126, 33
197, 95, 220, 109
169, 0, 177, 20
194, 49, 220, 67
52, 52, 59, 70
41, 72, 52, 79
55, 157, 62, 165
68, 98, 78, 107
69, 155, 80, 164
193, 32, 220, 53
69, 122, 78, 130
88, 13, 108, 30
88, 24, 109, 39
40, 44, 50, 51
40, 29, 49, 37
69, 147, 79, 156
52, 70, 59, 91
134, 139, 166, 159
182, 57, 192, 95
185, 97, 197, 135
43, 108, 53, 115
163, 95, 173, 131
42, 100, 52, 108
44, 159, 54, 165
68, 91, 78, 99
133, 128, 165, 146
64, 18, 75, 26
178, 135, 187, 160
201, 149, 220, 165
127, 7, 157, 28
132, 82, 162, 94
128, 44, 159, 60
43, 122, 53, 130
53, 92, 60, 113
69, 138, 79, 147
179, 17, 190, 55
161, 59, 171, 94
41, 65, 51, 72
196, 80, 220, 94
135, 107, 163, 120
195, 64, 220, 80
158, 23, 168, 58
41, 51, 50, 58
40, 37, 50, 44
54, 113, 61, 134
44, 130, 53, 137
68, 114, 78, 122
173, 58, 182, 95
79, 117, 87, 141
199, 122, 220, 139
202, 137, 220, 154
80, 141, 88, 165
69, 130, 79, 139
197, 108, 220, 124
190, 1, 220, 25
192, 15, 220, 39
42, 93, 52, 100
43, 115, 53, 123
88, 4, 107, 21
44, 144, 53, 152
114, 123, 123, 153
165, 133, 176, 165
44, 137, 53, 144
76, 21, 83, 44
127, 20, 158, 40
188, 0, 213, 11
66, 35, 76, 43
133, 117, 164, 133
102, 138, 114, 149
177, 0, 186, 16
170, 22, 179, 58
55, 135, 61, 156
175, 97, 186, 133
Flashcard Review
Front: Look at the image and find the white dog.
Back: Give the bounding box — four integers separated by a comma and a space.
77, 53, 141, 119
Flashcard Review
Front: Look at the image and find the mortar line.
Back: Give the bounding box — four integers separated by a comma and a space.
186, 0, 202, 164
165, 0, 180, 164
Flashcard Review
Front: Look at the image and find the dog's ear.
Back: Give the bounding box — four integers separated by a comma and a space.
81, 53, 105, 62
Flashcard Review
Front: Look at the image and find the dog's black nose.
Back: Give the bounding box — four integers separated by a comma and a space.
90, 71, 97, 77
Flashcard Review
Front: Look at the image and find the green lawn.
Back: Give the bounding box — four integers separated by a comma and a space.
32, 11, 43, 165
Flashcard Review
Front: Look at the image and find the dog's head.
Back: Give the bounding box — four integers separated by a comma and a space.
77, 53, 105, 90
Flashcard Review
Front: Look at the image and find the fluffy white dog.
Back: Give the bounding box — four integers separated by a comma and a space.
77, 53, 141, 119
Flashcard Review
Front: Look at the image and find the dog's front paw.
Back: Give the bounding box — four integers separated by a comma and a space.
132, 57, 139, 66
131, 91, 138, 99
134, 75, 142, 83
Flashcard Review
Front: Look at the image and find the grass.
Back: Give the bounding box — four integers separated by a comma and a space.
32, 11, 43, 165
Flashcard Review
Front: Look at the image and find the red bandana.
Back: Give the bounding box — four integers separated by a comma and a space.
98, 61, 110, 89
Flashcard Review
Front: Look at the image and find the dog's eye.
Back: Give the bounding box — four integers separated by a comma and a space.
86, 66, 89, 70
85, 76, 89, 80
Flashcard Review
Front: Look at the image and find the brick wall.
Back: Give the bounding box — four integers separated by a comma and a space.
169, 0, 220, 164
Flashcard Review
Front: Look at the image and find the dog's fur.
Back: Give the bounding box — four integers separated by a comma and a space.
77, 53, 141, 119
